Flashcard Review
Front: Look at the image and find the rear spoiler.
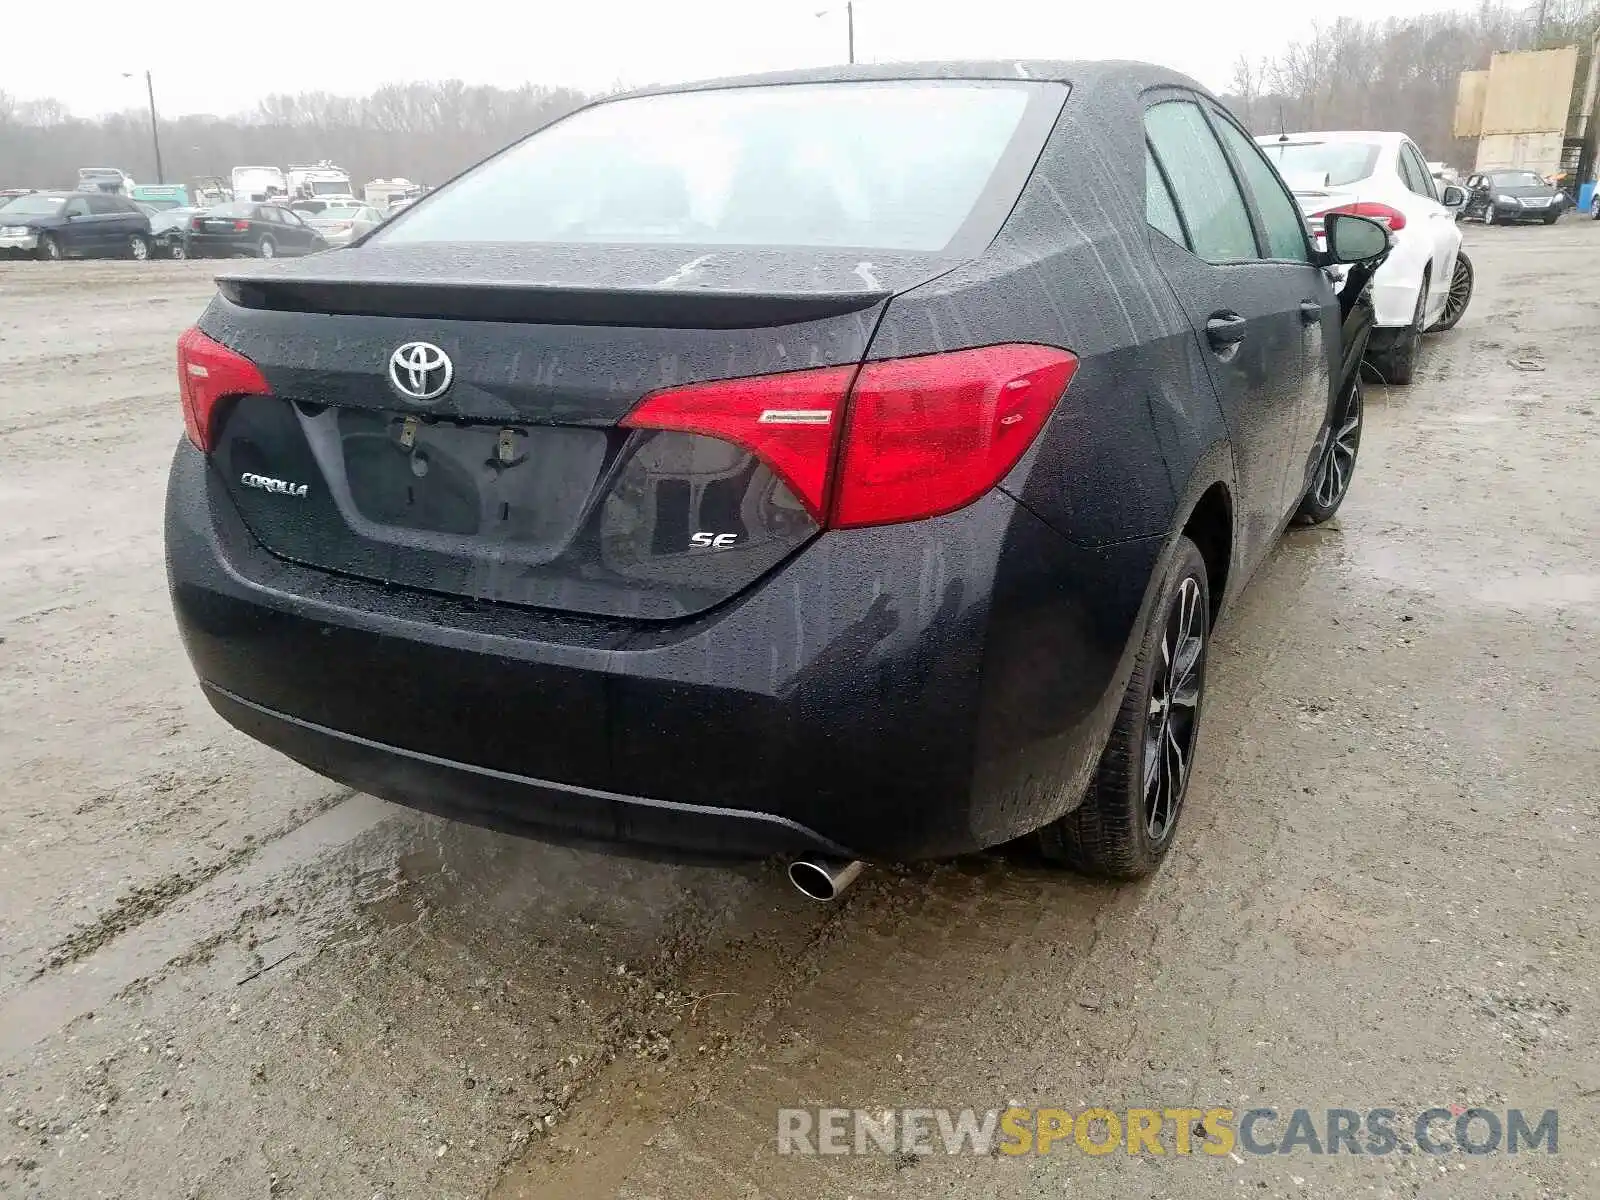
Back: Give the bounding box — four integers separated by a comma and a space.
215, 275, 890, 330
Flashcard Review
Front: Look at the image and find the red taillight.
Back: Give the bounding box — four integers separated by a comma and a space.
1312, 201, 1407, 232
234, 219, 251, 232
189, 216, 202, 231
621, 365, 855, 521
834, 345, 1078, 528
176, 326, 271, 450
622, 344, 1078, 528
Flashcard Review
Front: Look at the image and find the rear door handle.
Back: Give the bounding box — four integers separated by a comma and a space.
1299, 300, 1322, 324
1205, 312, 1248, 350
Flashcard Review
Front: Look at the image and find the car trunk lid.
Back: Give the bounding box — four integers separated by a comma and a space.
199, 243, 959, 621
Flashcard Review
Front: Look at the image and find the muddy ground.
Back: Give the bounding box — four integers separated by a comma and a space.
1, 225, 1597, 1199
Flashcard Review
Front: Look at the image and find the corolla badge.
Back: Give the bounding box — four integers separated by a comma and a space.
388, 341, 453, 402
241, 472, 309, 498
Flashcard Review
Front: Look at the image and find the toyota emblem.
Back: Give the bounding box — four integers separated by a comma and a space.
388, 341, 453, 403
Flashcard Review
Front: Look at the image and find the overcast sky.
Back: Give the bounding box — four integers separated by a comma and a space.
5, 0, 1466, 117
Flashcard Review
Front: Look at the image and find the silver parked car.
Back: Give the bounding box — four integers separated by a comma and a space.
301, 202, 385, 247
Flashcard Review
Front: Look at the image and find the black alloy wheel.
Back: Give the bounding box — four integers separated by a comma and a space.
1294, 374, 1363, 525
1142, 574, 1206, 844
1038, 535, 1210, 878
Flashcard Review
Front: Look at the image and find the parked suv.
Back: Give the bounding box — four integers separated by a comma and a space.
166, 62, 1389, 883
1259, 131, 1472, 383
0, 190, 153, 260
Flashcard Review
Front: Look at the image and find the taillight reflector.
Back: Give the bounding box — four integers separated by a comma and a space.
234, 219, 252, 232
623, 344, 1078, 529
1311, 201, 1408, 232
176, 326, 271, 450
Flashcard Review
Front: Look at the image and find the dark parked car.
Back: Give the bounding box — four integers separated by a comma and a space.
165, 62, 1389, 894
0, 190, 153, 260
1461, 169, 1567, 224
184, 201, 327, 259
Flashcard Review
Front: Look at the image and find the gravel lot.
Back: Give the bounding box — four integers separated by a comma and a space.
2, 226, 1597, 1199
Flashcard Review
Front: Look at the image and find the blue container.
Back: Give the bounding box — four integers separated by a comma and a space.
1579, 181, 1595, 214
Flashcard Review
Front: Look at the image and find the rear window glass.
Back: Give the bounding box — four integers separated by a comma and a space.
376, 81, 1052, 252
1260, 141, 1381, 188
206, 202, 258, 217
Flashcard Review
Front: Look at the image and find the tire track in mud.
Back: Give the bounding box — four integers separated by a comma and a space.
32, 785, 357, 978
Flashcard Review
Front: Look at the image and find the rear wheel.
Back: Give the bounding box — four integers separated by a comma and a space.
35, 233, 61, 262
1426, 250, 1473, 333
1481, 205, 1496, 226
1590, 196, 1599, 220
127, 233, 150, 261
257, 235, 276, 259
1294, 374, 1363, 525
167, 241, 187, 260
1038, 536, 1209, 879
1365, 278, 1427, 385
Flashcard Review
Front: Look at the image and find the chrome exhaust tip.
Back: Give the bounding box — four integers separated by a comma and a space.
787, 856, 864, 902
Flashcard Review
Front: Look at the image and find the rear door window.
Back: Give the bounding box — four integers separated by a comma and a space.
86, 195, 118, 215
1144, 147, 1187, 246
1144, 100, 1258, 263
1399, 145, 1438, 200
375, 80, 1066, 253
1209, 112, 1311, 262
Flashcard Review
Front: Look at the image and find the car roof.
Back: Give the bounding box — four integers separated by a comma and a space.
615, 59, 1206, 99
1261, 130, 1405, 146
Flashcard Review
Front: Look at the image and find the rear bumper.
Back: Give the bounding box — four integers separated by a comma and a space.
185, 234, 252, 257
167, 440, 1159, 860
206, 683, 851, 859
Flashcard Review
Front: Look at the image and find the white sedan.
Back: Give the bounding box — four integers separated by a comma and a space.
1258, 130, 1473, 384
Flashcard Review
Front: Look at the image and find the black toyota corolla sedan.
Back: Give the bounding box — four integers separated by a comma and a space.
165, 62, 1387, 888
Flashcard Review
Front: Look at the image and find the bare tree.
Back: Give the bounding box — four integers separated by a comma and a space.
1220, 0, 1600, 164
0, 80, 590, 192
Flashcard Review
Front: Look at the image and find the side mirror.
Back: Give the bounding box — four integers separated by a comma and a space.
1440, 184, 1466, 208
1323, 212, 1389, 265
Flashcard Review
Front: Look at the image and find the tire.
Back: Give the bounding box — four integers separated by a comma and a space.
1425, 249, 1473, 334
1481, 205, 1496, 226
127, 233, 150, 261
1591, 197, 1599, 220
1365, 276, 1427, 385
1038, 535, 1210, 879
1543, 212, 1559, 225
257, 235, 276, 259
167, 241, 187, 260
1294, 374, 1363, 525
35, 233, 62, 262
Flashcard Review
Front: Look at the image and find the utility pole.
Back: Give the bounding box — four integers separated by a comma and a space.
144, 71, 165, 184
847, 0, 854, 64
123, 71, 164, 184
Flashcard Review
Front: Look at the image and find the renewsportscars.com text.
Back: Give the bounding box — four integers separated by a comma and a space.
776, 1106, 1558, 1157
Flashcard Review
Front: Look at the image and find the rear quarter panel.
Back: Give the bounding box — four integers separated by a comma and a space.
863, 69, 1236, 843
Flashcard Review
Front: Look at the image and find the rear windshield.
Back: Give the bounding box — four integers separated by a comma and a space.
1260, 141, 1381, 188
376, 81, 1057, 253
205, 202, 258, 217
